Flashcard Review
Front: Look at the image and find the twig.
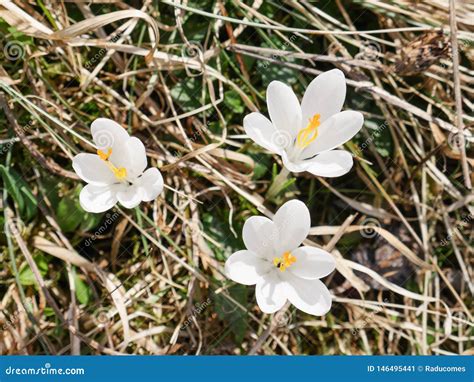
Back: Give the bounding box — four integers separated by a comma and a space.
162, 1, 434, 35
0, 92, 79, 180
449, 0, 471, 189
248, 302, 291, 355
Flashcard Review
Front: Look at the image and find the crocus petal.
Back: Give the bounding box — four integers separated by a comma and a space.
273, 200, 310, 254
284, 274, 332, 316
300, 69, 346, 125
243, 112, 283, 153
305, 150, 354, 177
266, 81, 302, 140
302, 110, 363, 157
281, 151, 312, 173
225, 250, 272, 286
255, 272, 287, 313
136, 167, 163, 202
289, 246, 336, 280
91, 118, 129, 150
79, 184, 120, 213
109, 139, 132, 172
117, 185, 142, 209
243, 216, 278, 259
72, 153, 116, 186
125, 137, 147, 178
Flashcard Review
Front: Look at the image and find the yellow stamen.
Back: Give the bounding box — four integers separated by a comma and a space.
112, 166, 127, 180
97, 148, 112, 161
273, 251, 297, 272
282, 251, 296, 266
296, 113, 321, 148
97, 148, 127, 181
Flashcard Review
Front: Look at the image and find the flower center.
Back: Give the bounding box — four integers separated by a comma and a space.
273, 251, 296, 272
296, 113, 320, 149
97, 148, 128, 181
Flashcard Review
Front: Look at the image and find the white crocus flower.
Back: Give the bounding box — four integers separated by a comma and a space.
225, 200, 336, 316
244, 69, 364, 177
72, 118, 163, 213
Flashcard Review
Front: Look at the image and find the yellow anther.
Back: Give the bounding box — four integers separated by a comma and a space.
296, 113, 321, 148
282, 251, 296, 266
98, 148, 128, 181
104, 161, 128, 180
273, 251, 297, 272
97, 148, 112, 161
112, 167, 127, 180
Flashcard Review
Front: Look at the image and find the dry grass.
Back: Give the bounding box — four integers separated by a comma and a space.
0, 0, 472, 355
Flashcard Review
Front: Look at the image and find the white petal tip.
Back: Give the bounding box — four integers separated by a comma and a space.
266, 80, 293, 96
331, 68, 345, 78
91, 117, 115, 126
280, 198, 308, 212
267, 80, 286, 88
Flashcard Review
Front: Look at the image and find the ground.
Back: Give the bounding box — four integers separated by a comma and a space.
0, 0, 472, 355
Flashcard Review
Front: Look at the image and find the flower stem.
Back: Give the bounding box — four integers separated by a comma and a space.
248, 302, 291, 355
266, 166, 290, 200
